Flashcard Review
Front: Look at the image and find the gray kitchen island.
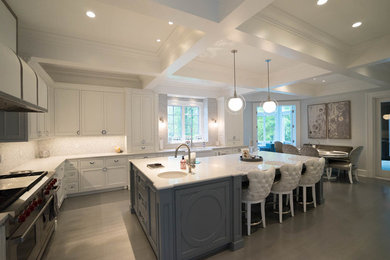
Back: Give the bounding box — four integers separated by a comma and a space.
129, 152, 322, 260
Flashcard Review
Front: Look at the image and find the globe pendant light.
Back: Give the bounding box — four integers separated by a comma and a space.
261, 59, 278, 113
226, 50, 246, 113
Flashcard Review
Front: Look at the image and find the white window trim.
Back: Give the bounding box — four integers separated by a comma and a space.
168, 99, 205, 144
252, 101, 300, 147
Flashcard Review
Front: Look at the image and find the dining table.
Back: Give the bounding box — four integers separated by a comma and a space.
317, 149, 349, 179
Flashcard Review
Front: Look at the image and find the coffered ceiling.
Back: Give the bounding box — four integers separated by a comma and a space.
8, 0, 390, 99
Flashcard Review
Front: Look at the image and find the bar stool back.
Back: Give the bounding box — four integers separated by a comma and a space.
242, 167, 275, 235
297, 158, 325, 212
271, 162, 302, 223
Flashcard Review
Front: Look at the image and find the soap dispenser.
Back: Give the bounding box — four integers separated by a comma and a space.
180, 156, 187, 170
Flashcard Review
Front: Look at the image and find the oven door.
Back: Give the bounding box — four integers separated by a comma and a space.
7, 195, 56, 260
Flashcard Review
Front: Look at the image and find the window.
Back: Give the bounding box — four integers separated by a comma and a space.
167, 100, 206, 143
256, 105, 296, 146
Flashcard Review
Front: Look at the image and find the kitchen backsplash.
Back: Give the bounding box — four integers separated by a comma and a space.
0, 140, 39, 173
38, 136, 126, 156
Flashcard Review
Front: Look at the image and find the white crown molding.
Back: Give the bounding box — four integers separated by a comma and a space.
19, 26, 158, 58
253, 5, 350, 53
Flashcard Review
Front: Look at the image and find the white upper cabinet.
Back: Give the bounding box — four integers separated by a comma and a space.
55, 88, 80, 136
131, 92, 155, 151
104, 92, 125, 135
20, 59, 37, 105
55, 88, 125, 137
0, 43, 20, 98
37, 75, 48, 109
81, 91, 105, 135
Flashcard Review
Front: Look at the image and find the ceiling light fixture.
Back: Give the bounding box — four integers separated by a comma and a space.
352, 21, 362, 28
86, 11, 96, 18
317, 0, 328, 5
168, 21, 173, 25
261, 59, 278, 114
156, 39, 161, 42
226, 50, 245, 113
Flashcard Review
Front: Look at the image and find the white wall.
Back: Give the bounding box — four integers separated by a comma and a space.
300, 92, 368, 172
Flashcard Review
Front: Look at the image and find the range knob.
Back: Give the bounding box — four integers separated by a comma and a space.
24, 209, 31, 217
28, 205, 35, 212
37, 198, 43, 204
18, 215, 26, 223
33, 200, 38, 207
44, 190, 50, 195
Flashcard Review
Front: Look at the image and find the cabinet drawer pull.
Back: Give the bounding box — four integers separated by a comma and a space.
89, 161, 95, 164
114, 159, 119, 163
77, 130, 80, 135
101, 130, 107, 135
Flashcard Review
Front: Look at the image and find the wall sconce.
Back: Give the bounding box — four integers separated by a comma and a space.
210, 119, 218, 128
159, 117, 166, 128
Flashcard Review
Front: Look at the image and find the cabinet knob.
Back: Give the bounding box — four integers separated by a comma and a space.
102, 130, 107, 135
77, 130, 80, 135
141, 139, 145, 144
103, 167, 107, 172
141, 146, 145, 150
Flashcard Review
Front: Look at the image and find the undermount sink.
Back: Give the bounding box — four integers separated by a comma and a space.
157, 171, 187, 179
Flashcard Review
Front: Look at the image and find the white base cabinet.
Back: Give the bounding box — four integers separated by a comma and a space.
63, 156, 128, 197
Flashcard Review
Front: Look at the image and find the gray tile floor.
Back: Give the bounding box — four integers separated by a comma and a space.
43, 178, 390, 260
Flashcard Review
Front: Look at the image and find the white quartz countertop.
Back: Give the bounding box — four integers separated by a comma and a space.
130, 151, 316, 190
2, 146, 245, 176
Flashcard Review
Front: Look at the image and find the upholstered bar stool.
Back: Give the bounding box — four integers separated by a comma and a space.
242, 167, 275, 235
271, 162, 302, 223
297, 158, 325, 212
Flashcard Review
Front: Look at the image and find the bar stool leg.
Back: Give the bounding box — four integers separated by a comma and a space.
273, 193, 276, 210
247, 202, 251, 235
278, 194, 283, 223
312, 186, 317, 208
296, 187, 300, 202
348, 164, 353, 184
286, 194, 289, 206
261, 201, 266, 228
289, 191, 294, 217
303, 186, 307, 213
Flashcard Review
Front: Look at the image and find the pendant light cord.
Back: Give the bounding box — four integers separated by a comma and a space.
266, 59, 271, 101
232, 50, 237, 97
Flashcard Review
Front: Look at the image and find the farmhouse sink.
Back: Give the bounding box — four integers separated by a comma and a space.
157, 171, 187, 179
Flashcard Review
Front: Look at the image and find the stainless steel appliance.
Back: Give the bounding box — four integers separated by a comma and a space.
0, 171, 58, 260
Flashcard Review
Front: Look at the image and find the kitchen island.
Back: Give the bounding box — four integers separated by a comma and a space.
130, 151, 322, 260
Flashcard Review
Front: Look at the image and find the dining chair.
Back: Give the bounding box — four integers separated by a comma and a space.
328, 146, 363, 184
300, 146, 319, 157
271, 162, 302, 223
297, 158, 325, 212
274, 141, 283, 153
242, 167, 275, 235
282, 144, 300, 155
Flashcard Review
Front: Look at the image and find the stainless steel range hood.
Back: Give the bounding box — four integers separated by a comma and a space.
0, 92, 44, 112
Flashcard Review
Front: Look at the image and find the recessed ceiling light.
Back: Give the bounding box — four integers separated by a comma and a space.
168, 21, 173, 25
156, 39, 161, 42
86, 11, 96, 18
317, 0, 328, 6
352, 21, 362, 28
322, 80, 326, 83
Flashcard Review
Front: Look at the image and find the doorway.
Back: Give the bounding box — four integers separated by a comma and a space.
377, 99, 390, 178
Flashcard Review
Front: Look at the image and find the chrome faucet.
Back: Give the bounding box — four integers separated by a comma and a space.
174, 143, 194, 174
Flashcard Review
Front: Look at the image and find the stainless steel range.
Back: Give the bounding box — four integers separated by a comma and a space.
0, 170, 58, 260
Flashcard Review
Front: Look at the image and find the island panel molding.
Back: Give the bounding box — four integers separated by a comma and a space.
307, 103, 327, 139
327, 100, 351, 139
